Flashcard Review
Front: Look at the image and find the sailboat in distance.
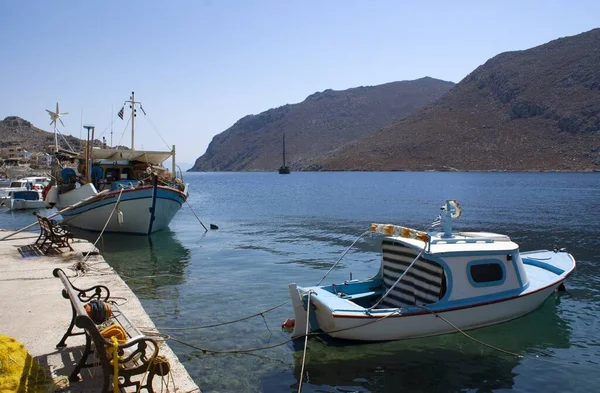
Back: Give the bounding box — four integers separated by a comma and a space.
278, 132, 291, 174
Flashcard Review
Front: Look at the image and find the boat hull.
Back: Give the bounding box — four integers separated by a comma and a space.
9, 199, 47, 211
55, 183, 187, 235
307, 282, 561, 341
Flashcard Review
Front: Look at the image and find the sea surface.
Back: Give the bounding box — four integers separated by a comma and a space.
2, 172, 600, 393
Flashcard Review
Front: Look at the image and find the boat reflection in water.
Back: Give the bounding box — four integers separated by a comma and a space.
290, 297, 571, 393
69, 227, 191, 297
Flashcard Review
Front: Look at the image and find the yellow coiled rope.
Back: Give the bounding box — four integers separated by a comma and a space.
110, 336, 122, 393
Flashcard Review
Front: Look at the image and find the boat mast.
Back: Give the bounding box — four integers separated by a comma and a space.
125, 91, 141, 151
283, 133, 286, 166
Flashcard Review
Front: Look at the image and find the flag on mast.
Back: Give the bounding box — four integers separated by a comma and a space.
117, 106, 124, 120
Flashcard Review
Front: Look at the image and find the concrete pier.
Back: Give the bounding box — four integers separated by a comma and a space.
0, 229, 200, 393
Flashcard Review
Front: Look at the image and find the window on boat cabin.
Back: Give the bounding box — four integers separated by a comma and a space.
105, 168, 120, 181
468, 261, 505, 286
121, 168, 133, 180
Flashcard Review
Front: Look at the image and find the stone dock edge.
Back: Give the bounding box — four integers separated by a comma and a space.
0, 229, 200, 393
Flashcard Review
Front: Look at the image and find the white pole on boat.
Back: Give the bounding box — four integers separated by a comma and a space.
83, 125, 95, 182
110, 105, 113, 147
130, 91, 135, 151
0, 190, 109, 241
172, 145, 176, 180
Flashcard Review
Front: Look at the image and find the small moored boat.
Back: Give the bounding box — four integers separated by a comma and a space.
0, 177, 49, 208
6, 190, 47, 210
288, 200, 576, 342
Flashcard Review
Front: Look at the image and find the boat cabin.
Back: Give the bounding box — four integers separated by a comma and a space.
375, 232, 528, 310
89, 160, 142, 191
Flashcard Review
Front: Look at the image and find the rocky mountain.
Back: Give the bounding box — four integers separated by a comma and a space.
189, 77, 455, 171
316, 29, 600, 171
0, 116, 85, 153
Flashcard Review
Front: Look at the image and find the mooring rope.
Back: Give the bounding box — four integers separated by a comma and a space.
82, 187, 125, 263
167, 336, 296, 355
163, 307, 403, 355
297, 290, 313, 393
185, 200, 208, 232
151, 299, 291, 331
413, 304, 523, 358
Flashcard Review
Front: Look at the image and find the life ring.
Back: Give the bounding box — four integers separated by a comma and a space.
42, 184, 52, 200
448, 200, 462, 219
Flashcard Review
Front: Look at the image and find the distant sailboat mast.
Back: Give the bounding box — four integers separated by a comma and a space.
278, 132, 291, 174
283, 132, 286, 167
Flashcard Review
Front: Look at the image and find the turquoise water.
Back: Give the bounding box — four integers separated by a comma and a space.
2, 172, 600, 392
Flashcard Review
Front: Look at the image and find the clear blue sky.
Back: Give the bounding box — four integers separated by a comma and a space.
1, 0, 598, 165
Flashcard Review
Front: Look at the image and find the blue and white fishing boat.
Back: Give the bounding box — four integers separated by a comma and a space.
288, 200, 576, 341
44, 92, 189, 235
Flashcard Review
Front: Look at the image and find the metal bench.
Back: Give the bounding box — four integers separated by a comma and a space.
53, 268, 168, 393
33, 212, 74, 254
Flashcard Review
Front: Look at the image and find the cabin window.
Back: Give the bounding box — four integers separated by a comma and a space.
121, 168, 133, 180
467, 260, 505, 287
105, 168, 120, 181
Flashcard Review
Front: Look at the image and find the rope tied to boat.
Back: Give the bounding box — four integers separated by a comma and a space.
316, 231, 370, 286
82, 186, 125, 263
413, 304, 523, 358
297, 290, 313, 393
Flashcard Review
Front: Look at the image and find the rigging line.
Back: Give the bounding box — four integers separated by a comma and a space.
115, 116, 131, 148
142, 112, 172, 151
56, 128, 76, 152
297, 291, 313, 393
82, 187, 125, 263
150, 299, 291, 331
316, 231, 370, 286
93, 118, 119, 143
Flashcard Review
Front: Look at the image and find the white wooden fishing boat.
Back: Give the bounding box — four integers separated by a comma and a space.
0, 177, 49, 208
288, 200, 576, 342
6, 190, 47, 210
44, 92, 189, 235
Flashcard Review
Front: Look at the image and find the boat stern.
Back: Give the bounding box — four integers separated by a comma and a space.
288, 283, 310, 338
